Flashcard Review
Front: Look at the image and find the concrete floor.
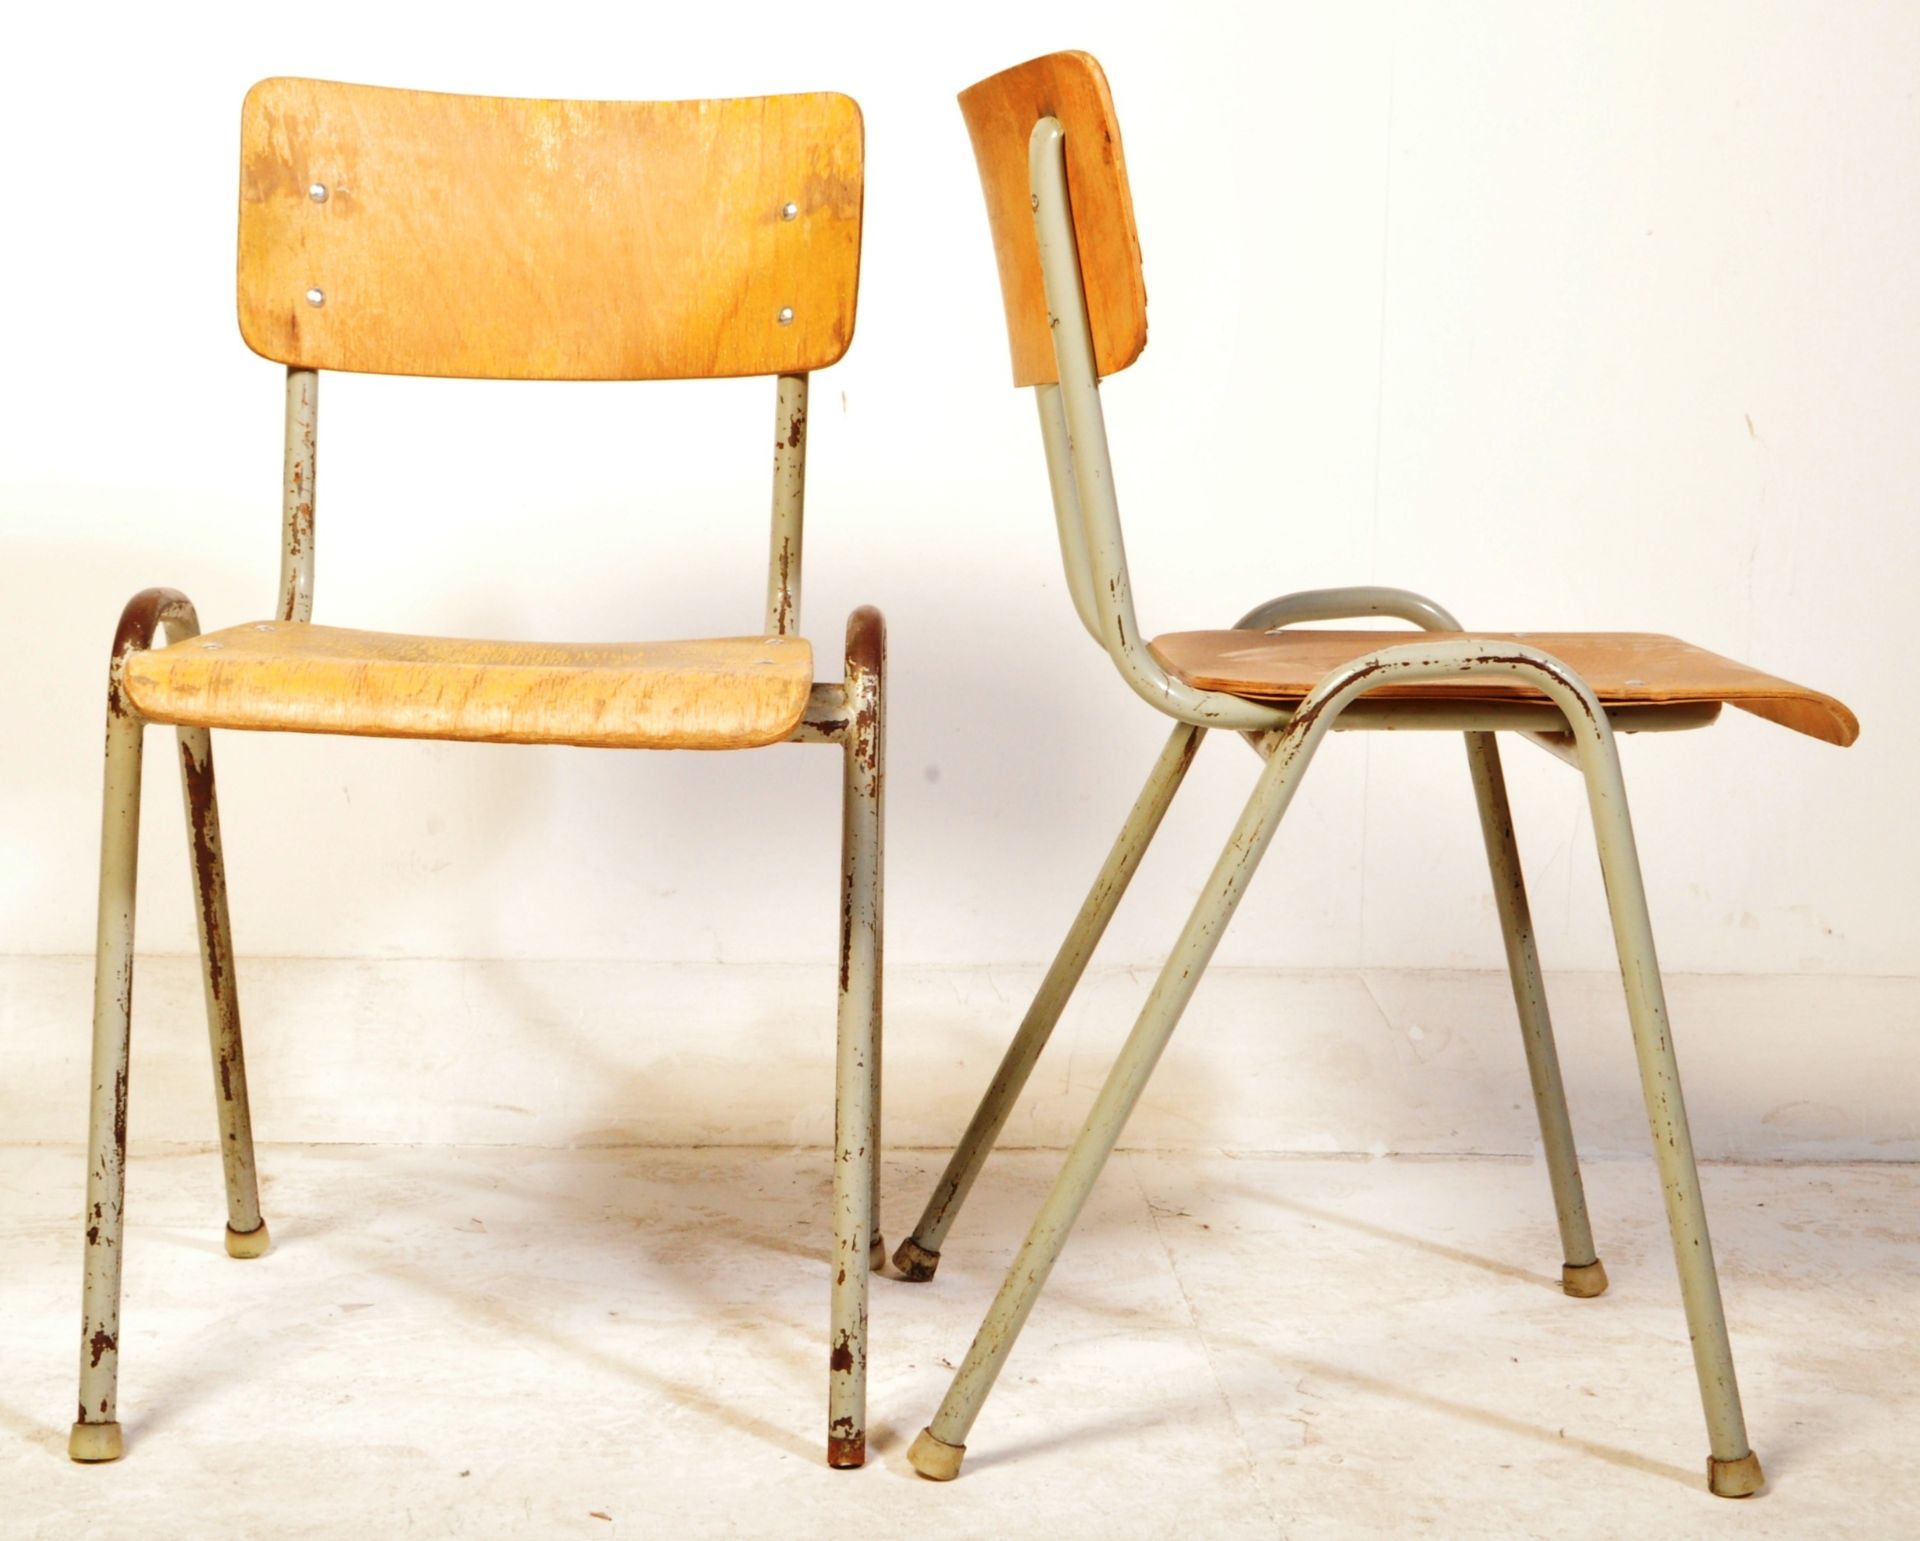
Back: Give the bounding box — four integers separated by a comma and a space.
1, 1144, 1914, 1538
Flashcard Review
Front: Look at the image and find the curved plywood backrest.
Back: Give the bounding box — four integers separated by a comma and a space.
957, 52, 1147, 387
237, 79, 864, 381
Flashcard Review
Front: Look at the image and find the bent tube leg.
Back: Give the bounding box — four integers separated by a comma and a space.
1429, 640, 1759, 1492
71, 692, 146, 1462
1463, 731, 1603, 1296
827, 606, 884, 1468
894, 722, 1205, 1282
1572, 727, 1760, 1494
73, 589, 203, 1462
911, 639, 1760, 1486
909, 711, 1325, 1478
176, 727, 268, 1258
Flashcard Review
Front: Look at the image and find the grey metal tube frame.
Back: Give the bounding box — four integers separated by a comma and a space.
71, 368, 888, 1472
901, 116, 1762, 1499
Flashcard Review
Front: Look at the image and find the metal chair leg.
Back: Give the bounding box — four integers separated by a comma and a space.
868, 919, 885, 1278
868, 635, 887, 1283
1572, 723, 1763, 1497
867, 631, 887, 1278
893, 722, 1205, 1282
908, 712, 1316, 1480
176, 725, 269, 1260
910, 641, 1761, 1492
1463, 731, 1604, 1297
827, 606, 884, 1469
71, 588, 274, 1464
69, 688, 144, 1464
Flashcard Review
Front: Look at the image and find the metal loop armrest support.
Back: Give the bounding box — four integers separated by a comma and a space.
1230, 585, 1586, 764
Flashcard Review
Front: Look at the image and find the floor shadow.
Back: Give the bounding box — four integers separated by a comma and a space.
332, 1233, 826, 1463
1257, 1348, 1702, 1492
1207, 1175, 1565, 1292
953, 1330, 1701, 1494
0, 1396, 62, 1452
954, 1160, 1704, 1492
115, 1143, 921, 1465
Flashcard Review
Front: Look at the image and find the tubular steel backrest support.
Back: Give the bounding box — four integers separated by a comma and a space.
961, 56, 1285, 730
243, 78, 861, 635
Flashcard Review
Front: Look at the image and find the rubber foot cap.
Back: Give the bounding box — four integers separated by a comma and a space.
1561, 1258, 1608, 1298
908, 1427, 965, 1481
827, 1433, 866, 1469
893, 1236, 941, 1283
225, 1220, 270, 1260
1708, 1450, 1765, 1498
869, 1235, 888, 1272
69, 1421, 124, 1463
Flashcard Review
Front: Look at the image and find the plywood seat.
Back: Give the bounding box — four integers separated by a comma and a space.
123, 621, 815, 750
1150, 629, 1858, 746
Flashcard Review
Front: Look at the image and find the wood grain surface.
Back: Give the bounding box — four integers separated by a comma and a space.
238, 79, 863, 380
959, 52, 1147, 386
126, 622, 815, 749
1151, 629, 1858, 745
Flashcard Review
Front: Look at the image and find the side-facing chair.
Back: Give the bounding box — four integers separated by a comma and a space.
71, 79, 886, 1469
900, 51, 1857, 1497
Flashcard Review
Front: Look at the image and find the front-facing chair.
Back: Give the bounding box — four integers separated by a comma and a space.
900, 51, 1856, 1496
71, 79, 885, 1468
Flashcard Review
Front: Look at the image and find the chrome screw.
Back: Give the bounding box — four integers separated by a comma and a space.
309, 183, 329, 203
306, 288, 325, 307
781, 201, 799, 221
777, 306, 795, 326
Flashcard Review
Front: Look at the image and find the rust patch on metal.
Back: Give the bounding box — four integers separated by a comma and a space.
829, 1332, 856, 1373
838, 892, 854, 994
108, 587, 197, 718
287, 461, 315, 557
112, 592, 166, 658
826, 1432, 865, 1467
851, 695, 880, 775
179, 741, 228, 1002
844, 605, 883, 677
88, 1329, 116, 1367
784, 408, 806, 450
773, 539, 797, 636
111, 1067, 129, 1153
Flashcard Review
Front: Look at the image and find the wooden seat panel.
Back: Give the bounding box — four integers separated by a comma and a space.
124, 622, 814, 749
1150, 629, 1858, 747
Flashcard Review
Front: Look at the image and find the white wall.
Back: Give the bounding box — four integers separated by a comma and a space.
2, 1, 1914, 979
